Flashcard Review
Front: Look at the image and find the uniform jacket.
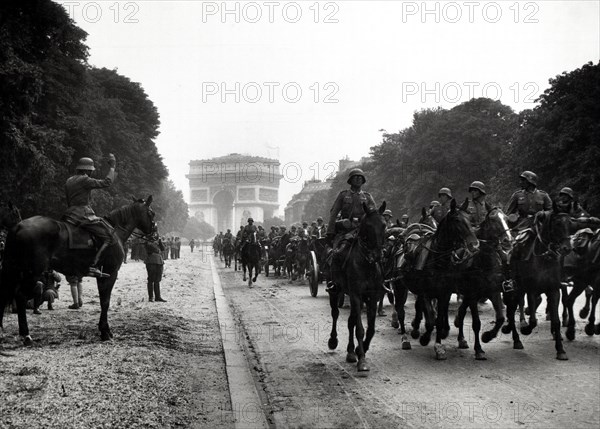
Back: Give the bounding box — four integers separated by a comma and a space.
505, 188, 552, 218
64, 173, 113, 224
328, 189, 376, 233
468, 196, 487, 227
145, 241, 165, 265
242, 224, 258, 242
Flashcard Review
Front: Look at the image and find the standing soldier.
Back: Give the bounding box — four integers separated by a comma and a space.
145, 239, 166, 302
467, 181, 488, 229
326, 168, 376, 293
63, 154, 119, 277
190, 238, 195, 253
431, 187, 453, 224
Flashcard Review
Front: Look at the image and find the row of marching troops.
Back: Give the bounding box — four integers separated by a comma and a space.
127, 236, 182, 262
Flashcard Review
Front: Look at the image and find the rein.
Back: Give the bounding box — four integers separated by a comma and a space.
532, 212, 566, 259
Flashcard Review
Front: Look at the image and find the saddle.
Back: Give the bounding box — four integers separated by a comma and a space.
61, 222, 96, 250
512, 228, 535, 261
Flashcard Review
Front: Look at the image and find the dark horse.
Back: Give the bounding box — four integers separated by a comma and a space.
241, 237, 261, 287
327, 202, 387, 372
222, 237, 235, 268
504, 206, 572, 360
401, 199, 479, 360
454, 205, 512, 360
0, 197, 156, 344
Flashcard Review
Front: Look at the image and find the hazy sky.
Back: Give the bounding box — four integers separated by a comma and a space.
59, 0, 600, 214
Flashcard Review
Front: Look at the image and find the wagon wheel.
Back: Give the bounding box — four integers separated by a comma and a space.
308, 250, 319, 297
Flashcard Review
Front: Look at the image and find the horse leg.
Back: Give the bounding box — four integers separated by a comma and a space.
394, 284, 411, 349
248, 266, 253, 288
506, 292, 524, 349
456, 300, 469, 349
352, 295, 369, 372
579, 287, 592, 318
565, 281, 585, 340
521, 291, 538, 335
433, 297, 448, 360
586, 288, 599, 336
97, 277, 116, 341
346, 296, 359, 364
419, 297, 434, 347
482, 292, 505, 343
548, 288, 567, 360
15, 294, 32, 346
252, 262, 258, 283
363, 295, 377, 353
561, 283, 569, 327
377, 294, 386, 317
470, 300, 486, 360
411, 295, 423, 339
242, 262, 247, 282
328, 291, 340, 350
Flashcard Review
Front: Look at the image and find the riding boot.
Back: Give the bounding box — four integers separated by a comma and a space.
154, 282, 166, 302
69, 282, 80, 309
147, 281, 154, 301
88, 241, 110, 277
77, 282, 83, 307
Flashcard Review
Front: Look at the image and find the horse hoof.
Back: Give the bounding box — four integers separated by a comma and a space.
357, 359, 369, 372
23, 335, 33, 346
520, 325, 533, 336
584, 324, 595, 336
475, 351, 487, 361
481, 331, 494, 343
458, 339, 469, 349
328, 338, 338, 350
419, 335, 430, 347
402, 341, 412, 350
501, 325, 511, 335
346, 352, 358, 363
513, 341, 524, 350
595, 324, 600, 335
566, 327, 575, 341
556, 352, 568, 361
101, 332, 112, 341
391, 313, 399, 329
579, 308, 590, 319
440, 329, 449, 340
434, 344, 447, 360
411, 329, 420, 340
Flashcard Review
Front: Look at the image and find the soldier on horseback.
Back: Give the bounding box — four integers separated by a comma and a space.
325, 168, 377, 293
63, 154, 119, 277
382, 209, 393, 228
432, 187, 452, 223
467, 181, 488, 229
240, 218, 258, 253
505, 171, 552, 231
555, 187, 589, 218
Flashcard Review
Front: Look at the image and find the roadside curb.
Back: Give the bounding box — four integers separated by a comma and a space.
210, 257, 270, 429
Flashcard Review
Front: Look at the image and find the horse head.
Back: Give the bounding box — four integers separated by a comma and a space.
359, 201, 387, 262
435, 198, 479, 254
107, 195, 156, 240
0, 201, 22, 230
479, 205, 513, 245
419, 207, 437, 229
534, 203, 572, 257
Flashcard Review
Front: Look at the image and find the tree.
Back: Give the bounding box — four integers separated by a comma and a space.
262, 216, 285, 230
302, 189, 331, 223
183, 217, 215, 241
153, 180, 188, 235
491, 61, 600, 213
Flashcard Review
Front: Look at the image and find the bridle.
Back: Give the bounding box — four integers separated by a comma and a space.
533, 211, 570, 259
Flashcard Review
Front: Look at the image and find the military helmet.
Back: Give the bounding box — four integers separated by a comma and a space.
430, 200, 441, 208
468, 181, 486, 194
76, 157, 95, 171
280, 225, 286, 230
383, 209, 392, 217
438, 187, 452, 198
401, 214, 409, 220
316, 216, 323, 221
559, 187, 574, 199
347, 168, 366, 185
519, 171, 538, 186
247, 217, 254, 222
302, 221, 308, 226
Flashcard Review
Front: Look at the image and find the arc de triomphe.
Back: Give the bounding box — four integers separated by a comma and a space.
186, 154, 282, 232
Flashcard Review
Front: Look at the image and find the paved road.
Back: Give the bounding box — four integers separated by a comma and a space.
214, 254, 600, 429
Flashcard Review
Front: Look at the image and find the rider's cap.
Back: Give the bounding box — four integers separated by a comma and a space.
468, 181, 486, 194
438, 187, 452, 198
430, 200, 441, 207
559, 187, 574, 199
519, 171, 538, 187
317, 216, 323, 221
247, 217, 254, 222
401, 214, 409, 220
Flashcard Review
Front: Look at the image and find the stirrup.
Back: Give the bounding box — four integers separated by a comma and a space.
502, 279, 515, 293
87, 267, 110, 278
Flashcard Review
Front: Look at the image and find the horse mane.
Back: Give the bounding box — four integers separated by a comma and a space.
104, 201, 139, 227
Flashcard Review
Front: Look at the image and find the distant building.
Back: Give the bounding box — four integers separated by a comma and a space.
186, 154, 282, 232
284, 179, 333, 224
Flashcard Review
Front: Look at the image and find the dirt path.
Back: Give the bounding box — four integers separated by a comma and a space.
0, 248, 231, 428
217, 258, 600, 429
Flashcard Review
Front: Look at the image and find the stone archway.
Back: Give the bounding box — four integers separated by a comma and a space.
213, 190, 234, 233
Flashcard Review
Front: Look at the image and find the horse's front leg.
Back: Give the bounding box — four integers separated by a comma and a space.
346, 295, 360, 365
97, 277, 116, 341
433, 295, 449, 360
548, 288, 567, 360
482, 292, 505, 343
565, 281, 585, 340
456, 299, 469, 349
328, 290, 340, 350
586, 288, 599, 336
242, 262, 247, 282
560, 283, 569, 327
521, 291, 538, 335
363, 294, 378, 353
420, 296, 434, 347
15, 294, 32, 346
469, 300, 486, 360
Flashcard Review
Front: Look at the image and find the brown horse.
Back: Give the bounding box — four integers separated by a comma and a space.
327, 202, 387, 372
503, 206, 573, 359
0, 197, 156, 345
